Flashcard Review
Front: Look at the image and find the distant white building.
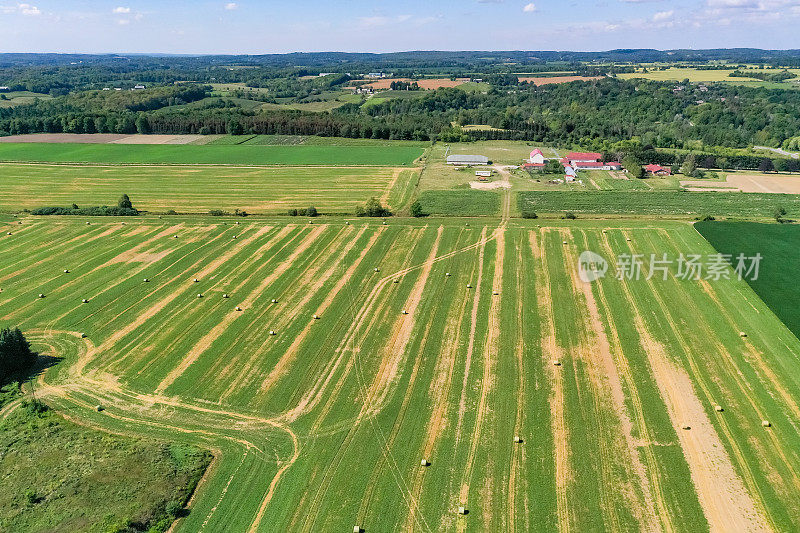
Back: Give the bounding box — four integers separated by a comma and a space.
133, 84, 146, 90
447, 154, 489, 166
475, 170, 492, 178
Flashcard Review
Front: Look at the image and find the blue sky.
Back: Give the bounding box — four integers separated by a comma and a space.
0, 1, 798, 54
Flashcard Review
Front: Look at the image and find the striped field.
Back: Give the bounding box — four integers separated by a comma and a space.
3, 217, 800, 531
0, 163, 417, 214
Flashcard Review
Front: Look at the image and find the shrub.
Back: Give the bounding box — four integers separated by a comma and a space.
208, 209, 229, 216
165, 210, 178, 215
562, 212, 577, 220
410, 200, 426, 218
306, 206, 318, 217
775, 206, 788, 223
288, 208, 298, 216
698, 214, 716, 221
357, 197, 391, 217
31, 206, 139, 216
522, 211, 538, 219
118, 194, 133, 210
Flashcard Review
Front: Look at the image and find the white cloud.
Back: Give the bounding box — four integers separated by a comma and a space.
652, 10, 674, 21
357, 14, 414, 28
113, 6, 131, 14
117, 18, 130, 25
7, 3, 42, 16
224, 2, 238, 10
523, 3, 537, 12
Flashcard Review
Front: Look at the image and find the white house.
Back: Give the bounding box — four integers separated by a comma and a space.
529, 148, 546, 165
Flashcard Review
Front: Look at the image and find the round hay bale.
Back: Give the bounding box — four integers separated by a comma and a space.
174, 235, 178, 239
420, 459, 429, 466
82, 299, 88, 303
562, 241, 568, 245
309, 220, 314, 224
458, 506, 467, 515
223, 294, 229, 299
143, 278, 150, 282
493, 290, 499, 295
269, 330, 276, 336
81, 333, 87, 339
445, 273, 451, 277
64, 269, 70, 273
38, 293, 45, 299
353, 527, 361, 533
682, 424, 691, 430
193, 278, 200, 283
382, 221, 387, 225
236, 306, 242, 312
626, 237, 632, 242
715, 405, 724, 412
96, 405, 104, 412
271, 299, 278, 304
402, 310, 408, 315
553, 360, 561, 366
197, 293, 203, 298
762, 420, 771, 427
514, 435, 523, 443
466, 284, 472, 289
374, 267, 380, 272
233, 235, 238, 239
739, 331, 747, 338
236, 221, 241, 225
313, 314, 320, 320
86, 222, 91, 225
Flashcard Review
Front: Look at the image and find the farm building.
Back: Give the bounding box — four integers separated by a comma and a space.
562, 152, 621, 171
564, 166, 578, 181
645, 164, 673, 176
475, 170, 492, 178
447, 155, 489, 166
529, 149, 546, 165
567, 152, 604, 163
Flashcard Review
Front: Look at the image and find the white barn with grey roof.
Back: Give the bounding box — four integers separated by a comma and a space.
447, 154, 489, 166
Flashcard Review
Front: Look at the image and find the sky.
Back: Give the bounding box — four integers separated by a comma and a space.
0, 0, 799, 54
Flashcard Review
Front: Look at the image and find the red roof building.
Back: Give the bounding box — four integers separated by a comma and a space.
645, 164, 672, 176
567, 152, 603, 163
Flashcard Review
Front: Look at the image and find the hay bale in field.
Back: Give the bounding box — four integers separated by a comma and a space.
81, 333, 87, 339
420, 459, 429, 466
6, 232, 11, 236
38, 293, 45, 299
514, 435, 523, 443
353, 527, 361, 533
143, 278, 150, 282
458, 506, 468, 515
445, 273, 451, 277
193, 278, 200, 283
271, 299, 278, 304
86, 222, 90, 225
236, 221, 241, 225
174, 235, 178, 239
269, 330, 276, 336
233, 235, 238, 239
309, 220, 314, 224
682, 424, 691, 430
345, 221, 351, 225
313, 314, 320, 320
393, 278, 399, 284
715, 405, 724, 412
223, 294, 229, 299
236, 306, 242, 312
739, 331, 747, 337
553, 359, 561, 366
626, 237, 632, 242
402, 310, 408, 315
96, 405, 104, 412
197, 293, 203, 298
562, 241, 568, 245
382, 221, 387, 225
82, 299, 89, 303
374, 267, 380, 272
762, 420, 771, 427
466, 283, 472, 289
493, 290, 499, 295
64, 269, 70, 273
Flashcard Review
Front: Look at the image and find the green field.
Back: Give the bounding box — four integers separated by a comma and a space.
518, 190, 800, 218
418, 189, 501, 216
3, 217, 800, 531
0, 163, 415, 214
0, 143, 423, 167
697, 221, 800, 337
0, 389, 210, 532
619, 67, 800, 89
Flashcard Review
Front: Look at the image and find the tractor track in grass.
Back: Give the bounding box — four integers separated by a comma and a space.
259, 226, 383, 396
400, 228, 474, 532
155, 224, 326, 394
531, 229, 572, 533
559, 229, 624, 532
90, 224, 276, 377
14, 222, 502, 533
296, 227, 442, 533
507, 239, 528, 533
570, 230, 670, 532
457, 226, 499, 533
619, 230, 771, 532
216, 224, 353, 397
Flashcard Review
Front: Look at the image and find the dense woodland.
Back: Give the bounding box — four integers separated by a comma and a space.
3, 51, 800, 151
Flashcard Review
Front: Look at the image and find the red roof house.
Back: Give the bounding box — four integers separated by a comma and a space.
567, 152, 603, 163
645, 164, 672, 176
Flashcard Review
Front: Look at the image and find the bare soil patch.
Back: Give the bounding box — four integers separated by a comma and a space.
682, 173, 800, 194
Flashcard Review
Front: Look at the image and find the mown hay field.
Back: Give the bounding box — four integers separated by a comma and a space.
3, 217, 800, 531
0, 142, 423, 166
0, 163, 418, 214
518, 190, 800, 218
